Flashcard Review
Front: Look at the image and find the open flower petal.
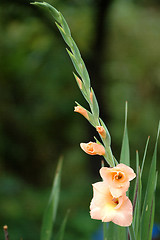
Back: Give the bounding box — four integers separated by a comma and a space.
112, 194, 133, 226
100, 163, 136, 197
90, 181, 133, 227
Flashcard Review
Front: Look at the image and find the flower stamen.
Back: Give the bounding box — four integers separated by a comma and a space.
112, 198, 119, 205
115, 172, 123, 180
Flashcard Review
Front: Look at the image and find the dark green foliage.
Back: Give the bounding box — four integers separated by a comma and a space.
0, 0, 159, 239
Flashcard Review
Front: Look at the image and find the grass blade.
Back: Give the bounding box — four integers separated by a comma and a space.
133, 151, 141, 239
56, 209, 70, 240
141, 122, 160, 240
120, 101, 130, 167
141, 136, 150, 176
115, 102, 130, 239
40, 157, 63, 240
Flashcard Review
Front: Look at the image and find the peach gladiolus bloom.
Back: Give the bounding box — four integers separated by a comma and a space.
90, 181, 133, 227
100, 164, 136, 198
74, 106, 89, 120
80, 142, 105, 156
96, 126, 106, 139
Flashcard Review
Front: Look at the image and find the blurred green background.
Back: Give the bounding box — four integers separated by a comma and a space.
0, 0, 160, 239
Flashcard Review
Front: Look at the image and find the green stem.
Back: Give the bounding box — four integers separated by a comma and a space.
32, 1, 116, 167
104, 146, 115, 167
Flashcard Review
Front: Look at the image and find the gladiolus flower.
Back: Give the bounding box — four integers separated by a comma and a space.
74, 106, 89, 120
80, 142, 105, 156
100, 164, 136, 198
90, 181, 133, 227
96, 126, 106, 139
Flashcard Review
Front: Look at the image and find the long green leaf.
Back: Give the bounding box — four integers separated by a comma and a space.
141, 122, 160, 240
148, 171, 158, 240
56, 210, 70, 240
133, 137, 150, 239
133, 152, 141, 240
129, 224, 136, 240
116, 102, 130, 239
133, 151, 139, 208
116, 226, 127, 240
148, 196, 155, 240
120, 101, 130, 166
120, 102, 130, 197
40, 157, 63, 240
141, 136, 150, 176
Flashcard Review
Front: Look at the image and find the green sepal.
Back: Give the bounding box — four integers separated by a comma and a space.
73, 72, 89, 103
94, 136, 103, 145
99, 118, 111, 147
31, 2, 61, 22
55, 22, 72, 47
59, 13, 71, 36
113, 156, 119, 166
95, 129, 114, 167
80, 60, 90, 90
70, 39, 82, 62
66, 49, 82, 76
90, 88, 99, 121
75, 102, 96, 127
40, 157, 63, 240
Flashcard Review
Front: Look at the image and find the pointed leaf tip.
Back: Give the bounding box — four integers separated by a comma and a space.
120, 102, 130, 167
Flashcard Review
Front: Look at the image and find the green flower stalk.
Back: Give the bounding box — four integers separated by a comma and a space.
31, 2, 159, 240
31, 1, 115, 167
